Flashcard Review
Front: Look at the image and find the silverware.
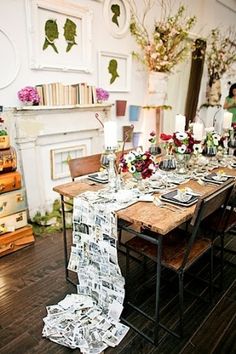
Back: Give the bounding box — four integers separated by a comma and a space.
153, 197, 184, 212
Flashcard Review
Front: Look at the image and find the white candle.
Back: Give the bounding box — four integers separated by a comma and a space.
174, 114, 186, 133
222, 111, 233, 130
193, 122, 204, 141
104, 121, 117, 150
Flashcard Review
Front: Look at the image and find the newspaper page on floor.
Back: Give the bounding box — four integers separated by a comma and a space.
42, 189, 138, 353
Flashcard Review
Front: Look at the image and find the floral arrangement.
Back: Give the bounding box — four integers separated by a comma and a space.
204, 128, 221, 148
96, 88, 109, 103
0, 117, 8, 136
17, 86, 40, 104
206, 28, 236, 84
160, 131, 200, 154
128, 1, 196, 73
119, 148, 155, 179
148, 130, 157, 145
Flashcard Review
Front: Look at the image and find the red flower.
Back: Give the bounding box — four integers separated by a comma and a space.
160, 133, 172, 141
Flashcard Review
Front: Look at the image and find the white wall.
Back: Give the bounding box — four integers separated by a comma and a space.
0, 0, 235, 135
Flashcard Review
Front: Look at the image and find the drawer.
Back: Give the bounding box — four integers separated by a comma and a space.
0, 210, 28, 235
0, 225, 35, 257
0, 171, 22, 194
0, 188, 27, 218
0, 146, 17, 174
0, 136, 10, 149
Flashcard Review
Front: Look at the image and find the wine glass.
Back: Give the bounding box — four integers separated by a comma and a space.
158, 154, 176, 189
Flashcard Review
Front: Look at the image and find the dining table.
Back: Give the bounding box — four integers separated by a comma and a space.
53, 166, 236, 285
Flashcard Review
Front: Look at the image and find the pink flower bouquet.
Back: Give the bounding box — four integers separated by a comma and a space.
17, 86, 40, 104
96, 88, 109, 102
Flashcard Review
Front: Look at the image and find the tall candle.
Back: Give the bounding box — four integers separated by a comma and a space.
193, 122, 204, 141
174, 114, 186, 132
104, 121, 117, 150
222, 111, 233, 130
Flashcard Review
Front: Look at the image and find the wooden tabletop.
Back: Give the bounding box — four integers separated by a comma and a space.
53, 167, 236, 235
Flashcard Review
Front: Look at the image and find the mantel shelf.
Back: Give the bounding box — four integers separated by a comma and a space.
15, 103, 113, 111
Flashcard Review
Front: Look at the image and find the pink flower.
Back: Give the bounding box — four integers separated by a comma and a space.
96, 88, 109, 102
17, 86, 40, 104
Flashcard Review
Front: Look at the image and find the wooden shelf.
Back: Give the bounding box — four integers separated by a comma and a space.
15, 103, 113, 111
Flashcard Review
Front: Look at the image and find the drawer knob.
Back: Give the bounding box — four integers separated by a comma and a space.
17, 196, 24, 202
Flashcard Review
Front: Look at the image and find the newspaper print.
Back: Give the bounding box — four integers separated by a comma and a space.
42, 189, 145, 353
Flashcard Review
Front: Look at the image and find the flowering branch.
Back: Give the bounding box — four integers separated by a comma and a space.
128, 1, 197, 73
206, 27, 236, 84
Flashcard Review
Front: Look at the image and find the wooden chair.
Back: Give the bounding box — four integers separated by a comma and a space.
68, 151, 133, 240
121, 179, 235, 344
202, 185, 236, 287
68, 153, 102, 181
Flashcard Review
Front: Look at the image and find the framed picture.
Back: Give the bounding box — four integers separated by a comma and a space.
123, 125, 134, 143
216, 0, 236, 11
98, 51, 131, 92
50, 145, 86, 180
103, 0, 130, 38
25, 0, 92, 72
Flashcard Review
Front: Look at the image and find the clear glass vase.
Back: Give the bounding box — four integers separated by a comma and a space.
133, 172, 145, 191
176, 154, 190, 174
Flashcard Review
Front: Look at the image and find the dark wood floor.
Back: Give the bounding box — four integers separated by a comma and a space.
0, 230, 235, 354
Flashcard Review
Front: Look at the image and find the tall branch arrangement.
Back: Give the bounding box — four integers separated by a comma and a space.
127, 1, 197, 73
206, 27, 236, 85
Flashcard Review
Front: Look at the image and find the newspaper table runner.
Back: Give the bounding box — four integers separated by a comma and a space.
42, 189, 149, 353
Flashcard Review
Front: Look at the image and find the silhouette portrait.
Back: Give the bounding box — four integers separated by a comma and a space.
43, 19, 59, 53
63, 18, 77, 52
108, 59, 119, 84
111, 4, 120, 27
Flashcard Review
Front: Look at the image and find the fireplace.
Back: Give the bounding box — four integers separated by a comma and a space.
4, 105, 111, 218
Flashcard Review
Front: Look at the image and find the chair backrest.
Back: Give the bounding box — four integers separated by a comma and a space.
181, 179, 235, 269
68, 147, 142, 181
68, 153, 102, 181
191, 179, 235, 227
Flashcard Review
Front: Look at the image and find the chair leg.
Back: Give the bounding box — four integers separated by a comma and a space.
220, 233, 225, 291
209, 246, 213, 304
125, 248, 130, 300
178, 271, 184, 338
153, 237, 162, 345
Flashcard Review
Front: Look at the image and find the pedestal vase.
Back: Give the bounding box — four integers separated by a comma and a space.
147, 71, 168, 106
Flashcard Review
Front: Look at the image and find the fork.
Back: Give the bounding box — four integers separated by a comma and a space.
153, 197, 184, 212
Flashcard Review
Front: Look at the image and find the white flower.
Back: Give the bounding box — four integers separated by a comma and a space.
193, 143, 202, 154
124, 152, 136, 163
175, 132, 187, 140
177, 145, 187, 153
129, 165, 136, 173
212, 133, 220, 140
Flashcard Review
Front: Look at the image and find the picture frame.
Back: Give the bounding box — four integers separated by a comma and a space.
25, 0, 92, 72
50, 145, 87, 180
103, 0, 130, 38
216, 0, 236, 12
98, 51, 131, 92
123, 125, 134, 143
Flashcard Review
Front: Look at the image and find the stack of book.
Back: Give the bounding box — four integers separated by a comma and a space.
35, 82, 97, 106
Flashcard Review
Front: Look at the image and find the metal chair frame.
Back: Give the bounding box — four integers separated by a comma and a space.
121, 180, 235, 345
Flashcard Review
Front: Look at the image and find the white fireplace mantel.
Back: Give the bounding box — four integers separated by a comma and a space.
4, 104, 112, 218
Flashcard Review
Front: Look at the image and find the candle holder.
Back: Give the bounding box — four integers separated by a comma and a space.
106, 148, 118, 191
222, 129, 230, 156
